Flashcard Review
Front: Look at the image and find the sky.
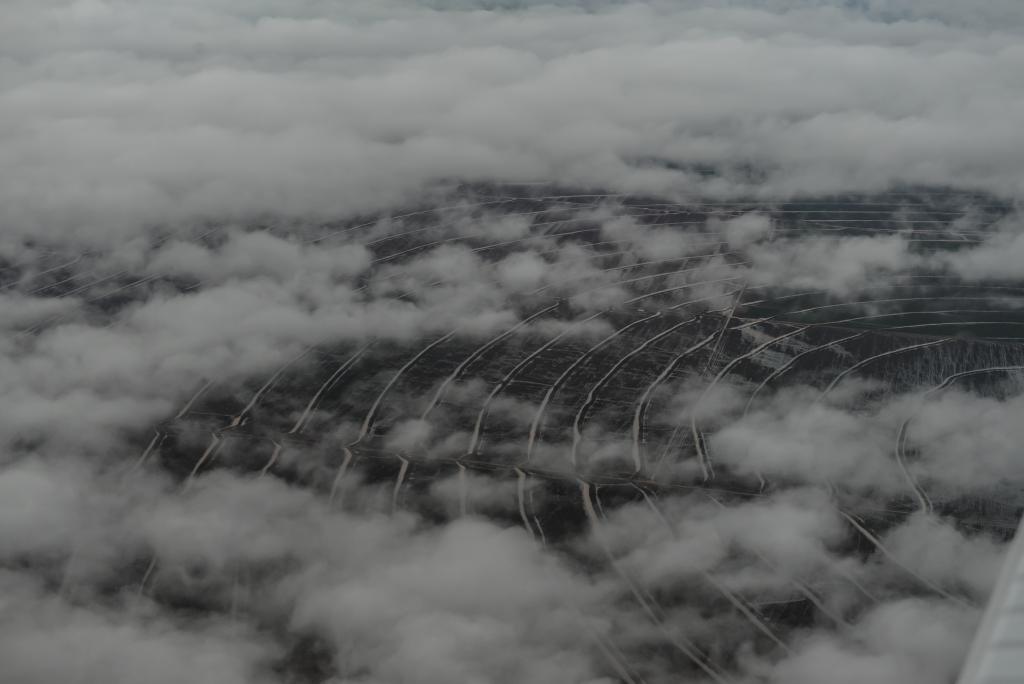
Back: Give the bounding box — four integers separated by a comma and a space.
2, 2, 1024, 683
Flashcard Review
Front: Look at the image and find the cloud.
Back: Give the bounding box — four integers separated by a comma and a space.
710, 382, 904, 491
3, 2, 1024, 683
764, 598, 978, 684
880, 513, 1006, 601
291, 517, 609, 684
0, 571, 277, 684
943, 215, 1024, 282
904, 385, 1024, 492
4, 1, 1024, 245
742, 234, 918, 296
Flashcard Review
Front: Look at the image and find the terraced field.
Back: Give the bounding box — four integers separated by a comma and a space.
10, 187, 1015, 681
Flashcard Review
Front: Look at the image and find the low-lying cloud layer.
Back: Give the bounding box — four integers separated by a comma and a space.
3, 2, 1024, 683
4, 0, 1024, 244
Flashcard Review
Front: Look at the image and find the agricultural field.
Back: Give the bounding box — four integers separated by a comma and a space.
8, 185, 1024, 682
